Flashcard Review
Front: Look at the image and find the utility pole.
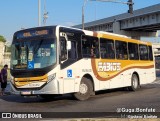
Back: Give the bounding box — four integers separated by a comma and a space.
38, 0, 41, 26
43, 0, 49, 26
128, 0, 133, 14
82, 0, 88, 30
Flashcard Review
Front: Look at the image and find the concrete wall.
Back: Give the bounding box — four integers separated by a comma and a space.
0, 42, 11, 68
3, 52, 11, 68
0, 42, 5, 65
113, 21, 156, 39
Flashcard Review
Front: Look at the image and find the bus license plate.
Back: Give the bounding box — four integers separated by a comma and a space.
21, 91, 31, 95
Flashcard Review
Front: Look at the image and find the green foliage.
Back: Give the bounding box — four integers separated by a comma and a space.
0, 35, 6, 42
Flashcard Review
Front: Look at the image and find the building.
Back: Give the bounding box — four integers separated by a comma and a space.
0, 41, 11, 68
74, 4, 160, 40
0, 42, 5, 66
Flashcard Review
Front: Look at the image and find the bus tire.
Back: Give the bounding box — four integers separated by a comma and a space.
73, 77, 93, 101
128, 74, 139, 91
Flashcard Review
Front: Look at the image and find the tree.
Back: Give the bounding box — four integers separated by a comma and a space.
0, 35, 6, 42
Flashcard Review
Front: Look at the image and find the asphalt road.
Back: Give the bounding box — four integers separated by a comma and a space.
0, 71, 160, 119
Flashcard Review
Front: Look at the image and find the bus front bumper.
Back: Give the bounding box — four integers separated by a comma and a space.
9, 79, 60, 96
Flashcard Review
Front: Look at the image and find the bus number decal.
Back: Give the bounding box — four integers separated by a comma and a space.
98, 62, 121, 72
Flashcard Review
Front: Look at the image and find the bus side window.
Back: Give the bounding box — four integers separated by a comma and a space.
82, 35, 99, 58
128, 42, 139, 60
148, 46, 153, 61
115, 40, 128, 60
60, 38, 67, 61
68, 41, 77, 59
139, 44, 148, 60
100, 38, 115, 59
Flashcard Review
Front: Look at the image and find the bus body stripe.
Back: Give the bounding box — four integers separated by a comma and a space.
91, 59, 154, 81
15, 74, 47, 82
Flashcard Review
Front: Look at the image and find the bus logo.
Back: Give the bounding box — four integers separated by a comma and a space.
67, 70, 72, 77
98, 62, 121, 72
2, 113, 11, 118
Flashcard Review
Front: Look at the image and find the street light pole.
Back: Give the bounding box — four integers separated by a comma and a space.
90, 0, 130, 4
90, 0, 134, 14
82, 0, 88, 30
38, 0, 41, 26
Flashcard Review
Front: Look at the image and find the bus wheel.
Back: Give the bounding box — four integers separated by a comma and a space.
74, 77, 93, 101
128, 74, 139, 91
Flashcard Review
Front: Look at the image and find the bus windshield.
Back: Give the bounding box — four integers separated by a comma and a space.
11, 38, 56, 70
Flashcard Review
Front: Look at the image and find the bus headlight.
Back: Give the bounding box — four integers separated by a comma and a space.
47, 73, 56, 83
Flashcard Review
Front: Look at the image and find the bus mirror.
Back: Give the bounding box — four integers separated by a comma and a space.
60, 32, 68, 40
67, 41, 71, 50
60, 32, 71, 50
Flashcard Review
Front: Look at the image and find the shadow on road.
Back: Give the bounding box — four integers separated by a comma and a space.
0, 87, 136, 104
0, 93, 76, 103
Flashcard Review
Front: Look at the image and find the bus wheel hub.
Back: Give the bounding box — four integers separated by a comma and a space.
79, 83, 88, 94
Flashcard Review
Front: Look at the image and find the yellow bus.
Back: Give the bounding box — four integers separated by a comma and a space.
10, 25, 156, 100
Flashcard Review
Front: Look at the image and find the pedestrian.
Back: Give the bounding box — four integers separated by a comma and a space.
0, 64, 8, 96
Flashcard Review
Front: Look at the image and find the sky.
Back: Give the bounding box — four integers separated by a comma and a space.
0, 0, 160, 43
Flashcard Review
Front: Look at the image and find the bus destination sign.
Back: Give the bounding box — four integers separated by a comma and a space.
23, 30, 48, 37
16, 29, 50, 39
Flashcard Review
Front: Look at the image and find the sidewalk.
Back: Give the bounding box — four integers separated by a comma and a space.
5, 82, 11, 95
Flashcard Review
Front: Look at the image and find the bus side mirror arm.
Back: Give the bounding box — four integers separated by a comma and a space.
60, 32, 71, 50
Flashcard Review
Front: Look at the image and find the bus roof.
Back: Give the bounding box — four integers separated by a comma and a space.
13, 25, 153, 45
96, 31, 129, 38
